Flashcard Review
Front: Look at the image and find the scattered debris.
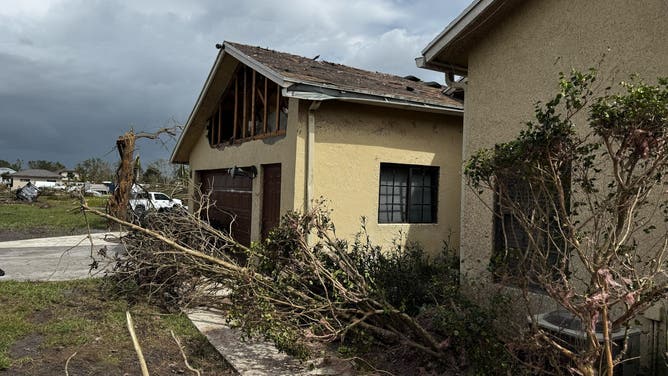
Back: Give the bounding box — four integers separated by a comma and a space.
84, 201, 459, 365
16, 182, 39, 202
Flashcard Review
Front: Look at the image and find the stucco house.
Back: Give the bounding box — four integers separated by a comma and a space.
171, 41, 463, 249
417, 0, 667, 372
0, 167, 16, 186
58, 169, 80, 182
9, 169, 65, 190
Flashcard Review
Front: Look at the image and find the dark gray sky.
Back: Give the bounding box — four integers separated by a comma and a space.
0, 0, 470, 168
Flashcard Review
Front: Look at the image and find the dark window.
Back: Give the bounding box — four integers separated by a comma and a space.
378, 163, 438, 223
492, 174, 569, 287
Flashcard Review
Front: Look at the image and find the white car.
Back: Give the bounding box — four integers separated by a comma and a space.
129, 191, 185, 214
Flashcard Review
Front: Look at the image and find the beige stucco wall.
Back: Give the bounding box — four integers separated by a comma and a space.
456, 0, 668, 369
312, 101, 462, 254
10, 178, 62, 191
461, 0, 668, 280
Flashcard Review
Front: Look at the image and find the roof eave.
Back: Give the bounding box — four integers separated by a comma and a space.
415, 57, 468, 76
283, 84, 463, 116
419, 0, 500, 71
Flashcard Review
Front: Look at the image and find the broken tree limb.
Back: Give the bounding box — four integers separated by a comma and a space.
83, 204, 249, 275
85, 202, 454, 363
64, 351, 77, 376
126, 311, 150, 376
170, 330, 202, 376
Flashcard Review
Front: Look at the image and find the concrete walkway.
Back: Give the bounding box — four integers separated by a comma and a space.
188, 308, 354, 376
0, 232, 123, 281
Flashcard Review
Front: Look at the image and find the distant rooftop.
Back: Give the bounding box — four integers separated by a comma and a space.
11, 169, 63, 179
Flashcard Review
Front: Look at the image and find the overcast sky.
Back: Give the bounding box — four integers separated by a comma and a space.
0, 0, 470, 168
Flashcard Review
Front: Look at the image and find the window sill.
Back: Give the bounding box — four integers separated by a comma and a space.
210, 130, 287, 148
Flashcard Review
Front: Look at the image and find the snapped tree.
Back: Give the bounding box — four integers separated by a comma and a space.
465, 71, 668, 375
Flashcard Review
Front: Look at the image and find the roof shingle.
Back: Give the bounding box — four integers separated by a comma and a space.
226, 42, 463, 110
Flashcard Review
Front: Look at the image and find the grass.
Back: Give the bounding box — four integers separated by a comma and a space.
0, 279, 233, 374
0, 193, 108, 232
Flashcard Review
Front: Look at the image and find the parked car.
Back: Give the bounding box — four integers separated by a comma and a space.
84, 190, 103, 197
129, 191, 185, 215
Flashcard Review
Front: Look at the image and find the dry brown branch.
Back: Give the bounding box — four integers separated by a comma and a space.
64, 351, 77, 376
83, 199, 454, 364
126, 311, 150, 376
170, 330, 202, 376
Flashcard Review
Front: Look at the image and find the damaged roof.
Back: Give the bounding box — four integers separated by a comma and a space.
171, 41, 463, 163
225, 42, 463, 110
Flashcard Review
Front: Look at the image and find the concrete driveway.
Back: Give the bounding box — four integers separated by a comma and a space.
0, 232, 123, 281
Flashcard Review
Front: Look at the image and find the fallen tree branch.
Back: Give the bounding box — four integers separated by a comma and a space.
126, 311, 150, 376
170, 330, 202, 376
64, 351, 77, 376
85, 202, 466, 365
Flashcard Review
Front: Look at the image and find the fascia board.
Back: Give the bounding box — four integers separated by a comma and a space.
283, 86, 463, 116
222, 42, 287, 87
421, 0, 498, 64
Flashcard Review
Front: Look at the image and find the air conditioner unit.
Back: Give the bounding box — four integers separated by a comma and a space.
532, 310, 640, 376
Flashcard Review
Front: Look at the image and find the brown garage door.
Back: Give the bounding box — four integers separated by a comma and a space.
199, 169, 252, 247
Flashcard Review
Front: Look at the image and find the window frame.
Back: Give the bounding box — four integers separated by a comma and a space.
377, 163, 439, 224
491, 172, 570, 289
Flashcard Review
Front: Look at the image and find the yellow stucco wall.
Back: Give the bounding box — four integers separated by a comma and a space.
187, 97, 463, 252
455, 0, 668, 369
312, 101, 462, 254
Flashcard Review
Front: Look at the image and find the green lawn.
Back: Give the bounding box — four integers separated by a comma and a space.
0, 279, 233, 374
0, 195, 108, 232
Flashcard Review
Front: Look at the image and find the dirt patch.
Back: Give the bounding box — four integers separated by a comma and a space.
8, 334, 44, 359
28, 309, 54, 324
0, 280, 236, 376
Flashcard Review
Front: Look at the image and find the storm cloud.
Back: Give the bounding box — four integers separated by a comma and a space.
0, 0, 469, 167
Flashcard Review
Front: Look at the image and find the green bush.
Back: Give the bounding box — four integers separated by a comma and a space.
346, 222, 516, 374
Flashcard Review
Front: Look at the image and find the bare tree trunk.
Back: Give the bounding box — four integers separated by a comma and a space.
108, 132, 137, 223
106, 126, 178, 224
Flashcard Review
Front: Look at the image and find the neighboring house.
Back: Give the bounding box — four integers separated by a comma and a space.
58, 169, 80, 182
417, 0, 667, 371
9, 169, 64, 190
172, 41, 463, 249
0, 167, 16, 186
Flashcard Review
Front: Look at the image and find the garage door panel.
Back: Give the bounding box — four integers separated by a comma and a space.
199, 169, 252, 247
